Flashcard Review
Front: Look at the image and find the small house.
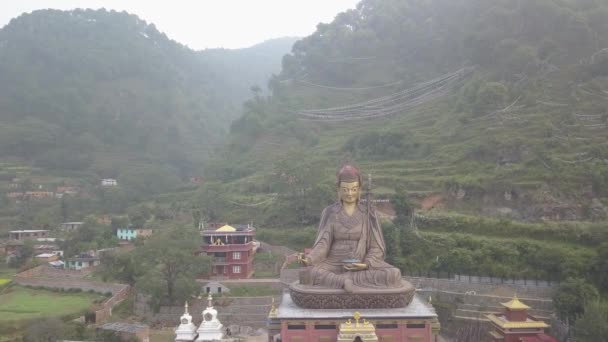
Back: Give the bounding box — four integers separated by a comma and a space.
65, 253, 100, 270
35, 253, 59, 263
24, 191, 54, 200
116, 228, 153, 241
59, 222, 84, 231
9, 230, 49, 240
101, 179, 117, 187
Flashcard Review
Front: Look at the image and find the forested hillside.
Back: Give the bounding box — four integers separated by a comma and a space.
0, 9, 294, 231
0, 9, 294, 179
209, 0, 608, 225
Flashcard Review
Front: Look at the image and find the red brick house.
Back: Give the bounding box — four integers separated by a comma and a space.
200, 224, 257, 279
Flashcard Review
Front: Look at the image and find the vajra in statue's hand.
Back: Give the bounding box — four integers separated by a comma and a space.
344, 263, 368, 271
298, 253, 311, 266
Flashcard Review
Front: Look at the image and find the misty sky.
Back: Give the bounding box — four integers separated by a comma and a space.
0, 0, 360, 49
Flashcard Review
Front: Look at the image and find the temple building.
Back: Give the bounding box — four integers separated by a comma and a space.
487, 296, 558, 342
268, 292, 440, 342
199, 223, 257, 279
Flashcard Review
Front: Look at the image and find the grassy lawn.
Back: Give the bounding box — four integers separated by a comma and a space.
224, 285, 279, 297
0, 265, 16, 279
0, 286, 103, 322
150, 329, 175, 342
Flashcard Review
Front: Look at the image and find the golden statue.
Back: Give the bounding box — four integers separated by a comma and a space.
300, 165, 403, 293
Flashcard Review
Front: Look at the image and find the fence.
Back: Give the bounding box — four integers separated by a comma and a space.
404, 269, 559, 288
93, 285, 131, 322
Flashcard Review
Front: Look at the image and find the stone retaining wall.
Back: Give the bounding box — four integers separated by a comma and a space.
407, 276, 555, 298
16, 264, 93, 278
14, 276, 127, 295
135, 294, 278, 328
93, 285, 131, 322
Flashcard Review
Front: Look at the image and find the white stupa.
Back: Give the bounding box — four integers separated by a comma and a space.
175, 302, 198, 341
195, 294, 224, 342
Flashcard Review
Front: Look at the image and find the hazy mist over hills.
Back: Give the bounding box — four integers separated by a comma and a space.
0, 8, 295, 180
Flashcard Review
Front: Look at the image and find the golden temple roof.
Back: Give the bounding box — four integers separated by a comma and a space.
486, 314, 549, 329
501, 295, 530, 310
216, 224, 236, 232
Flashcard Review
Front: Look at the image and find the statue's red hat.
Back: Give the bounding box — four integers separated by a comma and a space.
337, 164, 361, 184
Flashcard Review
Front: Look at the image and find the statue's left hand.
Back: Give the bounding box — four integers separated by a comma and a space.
344, 263, 368, 271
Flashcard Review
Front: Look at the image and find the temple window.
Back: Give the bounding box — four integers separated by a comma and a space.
406, 323, 426, 329
377, 324, 399, 329
232, 265, 241, 273
287, 325, 306, 330
313, 324, 336, 330
233, 252, 241, 260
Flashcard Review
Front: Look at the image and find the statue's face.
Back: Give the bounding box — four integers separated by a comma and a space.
339, 181, 360, 204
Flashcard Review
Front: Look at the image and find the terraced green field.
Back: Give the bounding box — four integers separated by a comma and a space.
0, 286, 102, 322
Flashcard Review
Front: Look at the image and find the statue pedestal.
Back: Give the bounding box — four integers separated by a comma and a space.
272, 292, 439, 342
289, 280, 415, 309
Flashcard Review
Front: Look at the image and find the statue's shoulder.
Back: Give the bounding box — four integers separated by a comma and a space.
322, 202, 341, 215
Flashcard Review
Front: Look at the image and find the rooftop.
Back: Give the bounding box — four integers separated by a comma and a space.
67, 255, 100, 262
487, 313, 549, 329
203, 223, 256, 234
35, 253, 57, 258
99, 322, 149, 333
501, 295, 531, 310
276, 292, 437, 319
10, 230, 49, 233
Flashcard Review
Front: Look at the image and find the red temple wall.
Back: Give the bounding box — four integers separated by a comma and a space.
505, 310, 527, 322
279, 320, 433, 342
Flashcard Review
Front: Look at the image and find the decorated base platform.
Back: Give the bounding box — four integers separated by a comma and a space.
289, 280, 415, 309
268, 291, 440, 342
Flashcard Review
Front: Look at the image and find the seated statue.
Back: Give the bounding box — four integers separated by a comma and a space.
298, 165, 408, 295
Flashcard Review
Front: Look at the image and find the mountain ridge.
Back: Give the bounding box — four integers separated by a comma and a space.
0, 8, 295, 181
207, 0, 608, 225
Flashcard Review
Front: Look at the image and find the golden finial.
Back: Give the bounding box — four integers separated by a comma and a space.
354, 311, 361, 326
269, 297, 278, 317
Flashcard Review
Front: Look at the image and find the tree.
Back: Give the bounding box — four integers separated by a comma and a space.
23, 318, 66, 342
192, 209, 201, 229
60, 197, 68, 222
392, 185, 412, 227
382, 221, 402, 265
97, 251, 139, 284
474, 82, 507, 114
135, 226, 211, 306
591, 242, 608, 290
573, 300, 608, 342
553, 278, 599, 323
